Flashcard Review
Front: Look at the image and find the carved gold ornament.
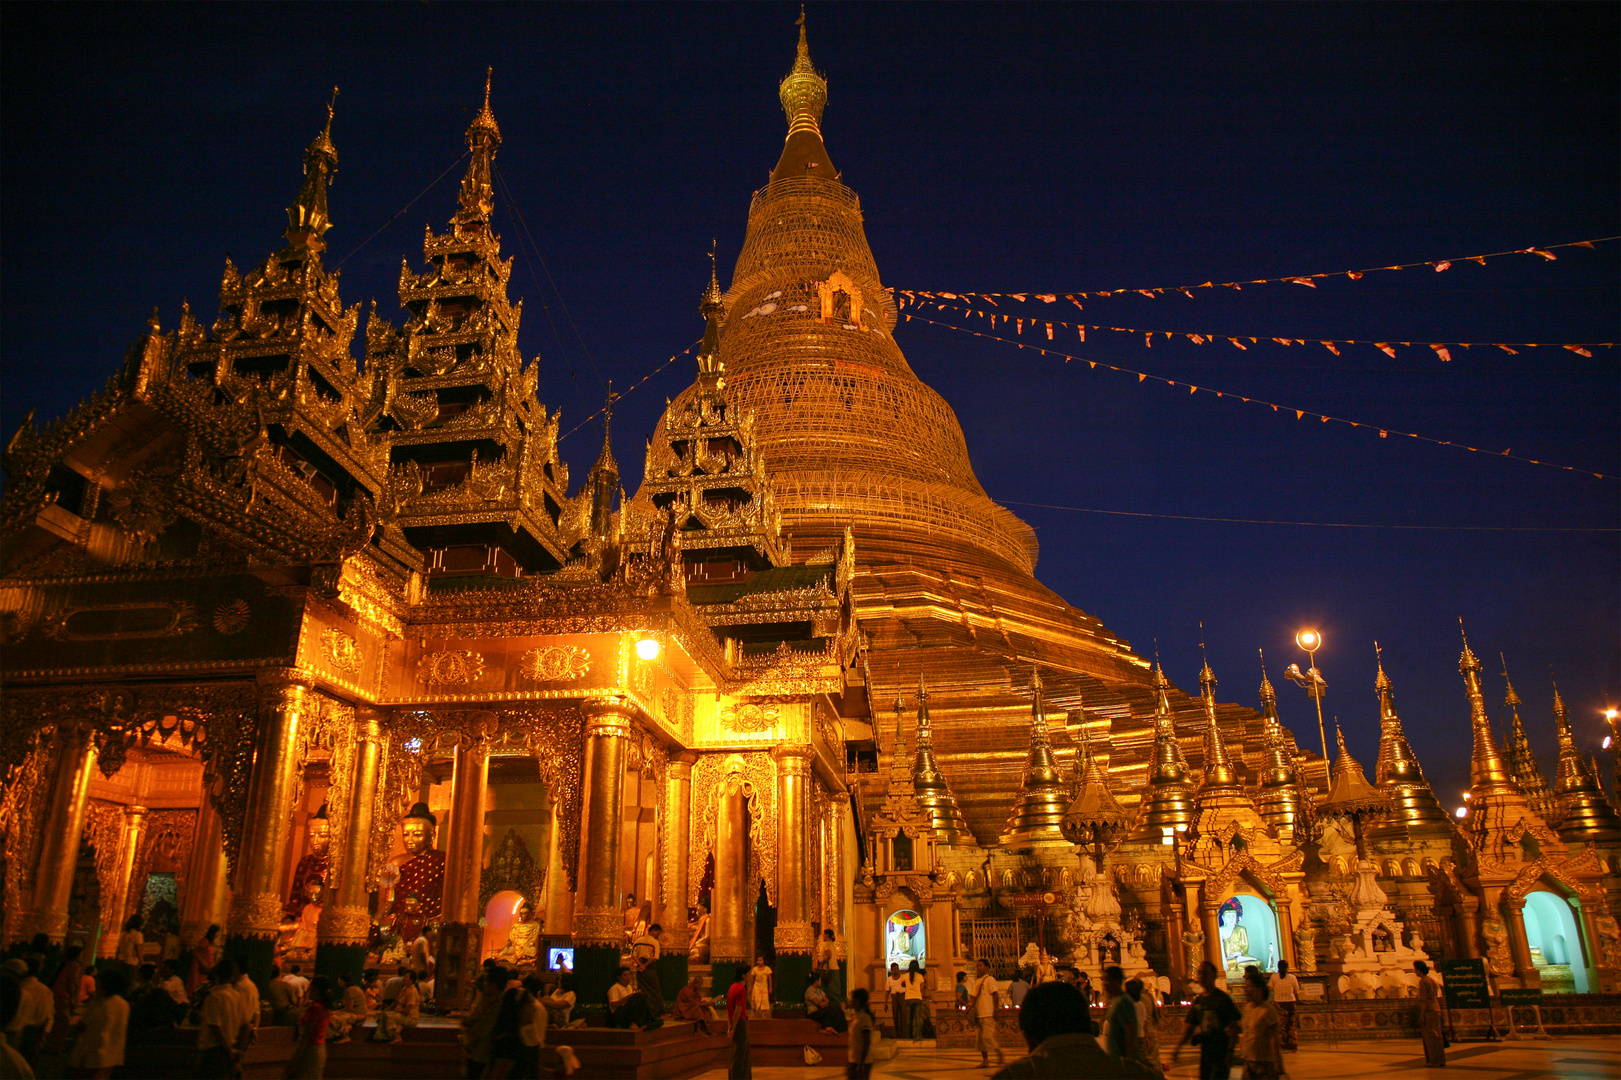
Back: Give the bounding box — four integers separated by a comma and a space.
320, 627, 364, 675
518, 645, 591, 683
213, 599, 252, 635
721, 702, 779, 733
417, 650, 486, 686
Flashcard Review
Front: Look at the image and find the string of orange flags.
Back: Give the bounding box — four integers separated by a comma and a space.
899, 311, 1617, 481
898, 300, 1612, 360
559, 340, 701, 442
894, 235, 1618, 308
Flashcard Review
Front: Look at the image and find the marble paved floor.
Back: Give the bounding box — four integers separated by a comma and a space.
693, 1036, 1621, 1079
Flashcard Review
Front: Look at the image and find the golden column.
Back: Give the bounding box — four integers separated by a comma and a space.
438, 722, 492, 1010
315, 706, 386, 981
711, 770, 751, 981
1503, 896, 1540, 987
227, 668, 312, 980
31, 721, 98, 944
180, 793, 229, 947
109, 805, 150, 942
828, 791, 849, 946
542, 797, 572, 935
660, 753, 698, 957
773, 743, 815, 990
574, 699, 636, 1002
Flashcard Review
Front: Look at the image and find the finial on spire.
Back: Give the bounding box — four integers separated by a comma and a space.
1197, 622, 1216, 695
773, 3, 833, 181
284, 90, 340, 252
1499, 653, 1522, 707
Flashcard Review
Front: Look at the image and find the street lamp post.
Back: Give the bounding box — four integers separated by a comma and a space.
1285, 629, 1331, 764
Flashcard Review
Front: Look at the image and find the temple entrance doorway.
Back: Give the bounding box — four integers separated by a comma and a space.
1218, 892, 1280, 980
754, 881, 777, 965
1523, 889, 1588, 992
483, 889, 525, 963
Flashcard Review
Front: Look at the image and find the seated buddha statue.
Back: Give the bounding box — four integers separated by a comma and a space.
498, 900, 542, 966
283, 805, 330, 919
389, 803, 446, 937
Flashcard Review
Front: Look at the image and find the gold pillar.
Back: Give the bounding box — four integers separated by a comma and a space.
830, 792, 849, 944
1201, 902, 1223, 971
105, 805, 149, 950
712, 771, 750, 963
573, 700, 635, 945
180, 793, 229, 947
660, 752, 698, 952
318, 707, 385, 947
1167, 901, 1189, 982
1277, 887, 1299, 970
1504, 897, 1540, 986
772, 744, 814, 957
228, 669, 312, 941
31, 722, 98, 944
543, 798, 572, 935
437, 729, 491, 1010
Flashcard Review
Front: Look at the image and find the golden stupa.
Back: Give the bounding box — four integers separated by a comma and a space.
643, 19, 1325, 843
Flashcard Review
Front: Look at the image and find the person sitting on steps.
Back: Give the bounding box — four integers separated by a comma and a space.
804, 971, 846, 1034
605, 967, 661, 1031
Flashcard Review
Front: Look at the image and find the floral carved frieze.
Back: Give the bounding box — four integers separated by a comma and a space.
518, 645, 591, 683
321, 627, 363, 675
417, 650, 485, 687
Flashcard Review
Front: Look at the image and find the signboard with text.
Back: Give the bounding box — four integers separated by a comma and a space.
1438, 958, 1491, 1009
1499, 988, 1543, 1006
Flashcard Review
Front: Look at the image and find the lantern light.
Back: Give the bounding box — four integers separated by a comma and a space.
1296, 629, 1321, 652
636, 637, 661, 661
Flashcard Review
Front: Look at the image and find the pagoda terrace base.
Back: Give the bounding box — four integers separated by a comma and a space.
746, 1016, 849, 1066
116, 1020, 729, 1080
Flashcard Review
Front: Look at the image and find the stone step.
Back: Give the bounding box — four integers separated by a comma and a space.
744, 1017, 850, 1067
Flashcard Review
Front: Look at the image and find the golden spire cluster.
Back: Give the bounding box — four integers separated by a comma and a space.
1255, 651, 1308, 835
1459, 621, 1518, 796
1130, 658, 1195, 840
1500, 656, 1557, 821
909, 677, 971, 845
1000, 668, 1072, 848
1549, 677, 1621, 842
1365, 644, 1451, 839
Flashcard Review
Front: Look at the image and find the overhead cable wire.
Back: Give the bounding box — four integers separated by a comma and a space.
900, 312, 1618, 481
558, 340, 703, 443
1000, 500, 1619, 532
896, 236, 1619, 306
336, 151, 470, 269
494, 164, 608, 390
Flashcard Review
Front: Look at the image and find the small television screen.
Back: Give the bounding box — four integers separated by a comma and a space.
548, 947, 575, 971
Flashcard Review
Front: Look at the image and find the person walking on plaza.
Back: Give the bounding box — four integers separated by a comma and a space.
1102, 966, 1139, 1064
68, 965, 130, 1080
969, 957, 1004, 1070
1239, 969, 1285, 1079
885, 963, 907, 1038
1173, 961, 1241, 1080
283, 975, 333, 1080
195, 960, 247, 1079
902, 960, 926, 1040
1415, 961, 1446, 1067
1268, 960, 1300, 1052
992, 981, 1153, 1079
846, 987, 876, 1080
726, 968, 750, 1080
745, 956, 773, 1020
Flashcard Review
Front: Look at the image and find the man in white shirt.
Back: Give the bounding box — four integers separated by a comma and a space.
885, 963, 907, 1039
813, 929, 839, 998
631, 924, 663, 965
2, 957, 53, 1060
1268, 959, 1301, 1051
283, 963, 310, 1001
968, 957, 1005, 1070
159, 958, 190, 1006
233, 966, 261, 1034
196, 961, 246, 1077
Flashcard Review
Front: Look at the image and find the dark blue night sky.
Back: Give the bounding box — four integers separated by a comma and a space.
3, 3, 1617, 807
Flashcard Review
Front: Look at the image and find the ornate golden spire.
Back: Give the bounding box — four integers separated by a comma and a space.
696, 244, 726, 387
455, 68, 502, 228
771, 7, 836, 183
1549, 676, 1621, 842
284, 88, 339, 253
911, 676, 971, 845
1325, 723, 1384, 808
1500, 655, 1556, 820
588, 385, 620, 540
1459, 620, 1517, 795
1255, 651, 1307, 835
1365, 643, 1451, 838
1130, 659, 1195, 840
1196, 650, 1238, 791
1000, 668, 1071, 849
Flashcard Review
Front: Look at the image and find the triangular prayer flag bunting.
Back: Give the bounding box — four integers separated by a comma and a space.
1565, 345, 1593, 357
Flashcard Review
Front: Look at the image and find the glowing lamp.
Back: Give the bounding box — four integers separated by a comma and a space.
635, 637, 661, 661
1607, 709, 1619, 720
1454, 807, 1468, 819
1295, 629, 1321, 652
1462, 792, 1471, 801
1605, 736, 1614, 750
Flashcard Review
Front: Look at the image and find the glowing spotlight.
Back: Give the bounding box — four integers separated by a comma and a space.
635, 637, 661, 661
1295, 629, 1321, 652
1454, 807, 1468, 819
1607, 709, 1619, 721
1605, 736, 1614, 750
1462, 792, 1471, 801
